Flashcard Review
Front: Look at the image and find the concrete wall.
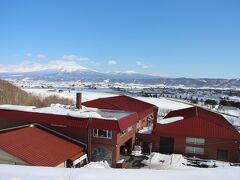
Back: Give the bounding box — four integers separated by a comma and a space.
0, 149, 29, 165
56, 161, 66, 168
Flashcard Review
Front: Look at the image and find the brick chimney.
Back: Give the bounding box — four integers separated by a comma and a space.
76, 93, 82, 109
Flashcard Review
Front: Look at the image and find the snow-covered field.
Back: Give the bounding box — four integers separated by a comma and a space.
22, 88, 240, 127
0, 164, 239, 180
23, 88, 118, 102
23, 88, 191, 112
135, 97, 192, 111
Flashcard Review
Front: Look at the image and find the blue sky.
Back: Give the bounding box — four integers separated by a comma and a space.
0, 0, 240, 78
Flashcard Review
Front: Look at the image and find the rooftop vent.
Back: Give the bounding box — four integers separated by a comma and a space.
76, 93, 82, 109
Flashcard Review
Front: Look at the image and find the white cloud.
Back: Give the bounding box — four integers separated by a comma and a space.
62, 55, 89, 61
25, 53, 31, 57
37, 54, 46, 59
0, 60, 88, 73
137, 61, 151, 69
108, 60, 117, 65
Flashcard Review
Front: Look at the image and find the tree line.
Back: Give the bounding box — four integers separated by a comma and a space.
0, 79, 73, 107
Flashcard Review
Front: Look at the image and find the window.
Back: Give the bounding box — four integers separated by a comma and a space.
186, 137, 205, 145
93, 129, 112, 139
185, 146, 204, 154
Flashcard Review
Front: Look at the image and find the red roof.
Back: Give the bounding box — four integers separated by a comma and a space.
0, 109, 89, 128
0, 126, 85, 166
0, 108, 138, 131
154, 107, 240, 139
90, 112, 139, 131
82, 95, 156, 120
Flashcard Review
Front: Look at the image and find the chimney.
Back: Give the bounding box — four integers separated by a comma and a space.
76, 93, 82, 109
153, 106, 158, 128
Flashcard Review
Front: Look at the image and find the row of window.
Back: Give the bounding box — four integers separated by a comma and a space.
93, 129, 112, 139
185, 146, 204, 155
92, 126, 134, 139
185, 137, 205, 155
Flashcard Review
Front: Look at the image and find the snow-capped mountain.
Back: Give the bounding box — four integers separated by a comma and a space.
0, 68, 240, 88
0, 67, 159, 81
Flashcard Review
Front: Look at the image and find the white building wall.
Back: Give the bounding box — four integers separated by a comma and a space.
0, 149, 29, 165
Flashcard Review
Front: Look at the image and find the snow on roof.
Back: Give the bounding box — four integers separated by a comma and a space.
0, 105, 37, 111
158, 116, 184, 124
0, 104, 132, 120
135, 97, 192, 111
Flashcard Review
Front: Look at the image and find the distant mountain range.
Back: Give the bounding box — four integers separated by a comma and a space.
0, 68, 239, 89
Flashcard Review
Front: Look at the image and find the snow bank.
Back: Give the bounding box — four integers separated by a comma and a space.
187, 157, 231, 168
142, 153, 188, 169
83, 161, 111, 169
0, 164, 239, 180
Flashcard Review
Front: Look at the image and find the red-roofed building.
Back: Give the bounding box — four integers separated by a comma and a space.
82, 95, 158, 130
1, 93, 239, 166
0, 125, 86, 167
0, 99, 145, 167
138, 107, 240, 162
